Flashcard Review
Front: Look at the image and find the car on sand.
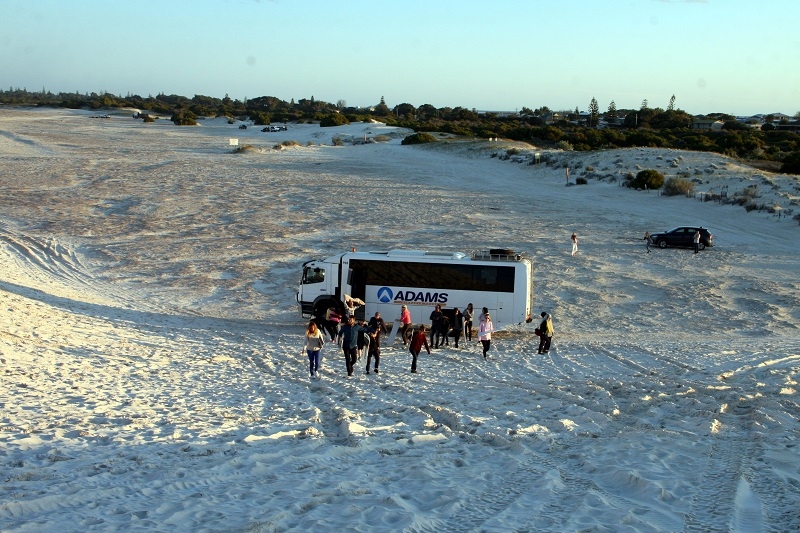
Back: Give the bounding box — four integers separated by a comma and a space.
649, 227, 713, 249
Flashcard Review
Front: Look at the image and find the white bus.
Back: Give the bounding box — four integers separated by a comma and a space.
297, 248, 533, 331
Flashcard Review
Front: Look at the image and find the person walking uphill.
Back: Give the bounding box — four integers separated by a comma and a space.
478, 313, 495, 359
303, 321, 325, 379
365, 328, 380, 374
324, 306, 342, 342
537, 312, 554, 354
408, 324, 430, 373
337, 316, 364, 376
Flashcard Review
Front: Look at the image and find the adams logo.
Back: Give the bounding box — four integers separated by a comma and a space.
376, 286, 448, 305
376, 287, 394, 303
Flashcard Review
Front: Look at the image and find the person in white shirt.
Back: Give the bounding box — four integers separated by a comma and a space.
478, 313, 495, 359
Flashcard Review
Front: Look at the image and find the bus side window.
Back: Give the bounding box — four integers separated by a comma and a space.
304, 268, 324, 284
476, 266, 498, 290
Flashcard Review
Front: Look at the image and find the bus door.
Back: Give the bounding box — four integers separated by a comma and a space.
347, 264, 368, 320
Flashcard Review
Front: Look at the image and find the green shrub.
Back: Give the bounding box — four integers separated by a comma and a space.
730, 184, 760, 207
170, 109, 197, 126
250, 111, 271, 125
780, 151, 800, 174
556, 140, 573, 151
320, 113, 349, 127
401, 132, 437, 145
662, 177, 695, 196
627, 169, 665, 190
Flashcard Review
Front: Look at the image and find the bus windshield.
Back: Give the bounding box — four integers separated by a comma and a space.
302, 266, 325, 284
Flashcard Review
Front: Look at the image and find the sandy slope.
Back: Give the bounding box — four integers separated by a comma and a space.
1, 108, 799, 532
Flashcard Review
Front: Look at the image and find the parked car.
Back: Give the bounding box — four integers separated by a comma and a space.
649, 227, 713, 249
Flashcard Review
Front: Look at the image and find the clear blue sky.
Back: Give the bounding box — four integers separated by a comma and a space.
2, 0, 798, 116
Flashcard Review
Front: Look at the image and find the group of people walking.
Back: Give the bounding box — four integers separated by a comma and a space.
392, 302, 501, 373
303, 301, 555, 378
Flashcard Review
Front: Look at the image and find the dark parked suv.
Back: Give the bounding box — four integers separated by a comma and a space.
649, 227, 713, 249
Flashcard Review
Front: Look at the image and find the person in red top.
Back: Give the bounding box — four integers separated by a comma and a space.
398, 305, 412, 346
408, 324, 430, 373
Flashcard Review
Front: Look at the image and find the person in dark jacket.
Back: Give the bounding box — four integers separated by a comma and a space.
368, 311, 387, 336
537, 312, 554, 354
409, 324, 430, 373
435, 315, 451, 348
463, 303, 474, 341
450, 307, 464, 348
429, 304, 444, 348
337, 316, 365, 376
365, 328, 380, 374
356, 318, 370, 360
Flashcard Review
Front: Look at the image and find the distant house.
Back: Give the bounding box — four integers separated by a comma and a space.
542, 112, 562, 124
776, 121, 800, 132
691, 119, 724, 131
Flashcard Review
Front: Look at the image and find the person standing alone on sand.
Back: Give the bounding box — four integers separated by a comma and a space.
537, 312, 554, 354
693, 230, 701, 254
409, 324, 430, 373
303, 321, 325, 379
644, 231, 652, 253
571, 232, 578, 256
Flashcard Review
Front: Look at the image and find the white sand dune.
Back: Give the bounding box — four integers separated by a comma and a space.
1, 107, 799, 532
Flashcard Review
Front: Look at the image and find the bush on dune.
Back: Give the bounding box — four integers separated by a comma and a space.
233, 144, 257, 153
627, 169, 665, 190
662, 177, 695, 196
320, 114, 349, 127
170, 109, 197, 126
401, 133, 437, 145
780, 151, 800, 174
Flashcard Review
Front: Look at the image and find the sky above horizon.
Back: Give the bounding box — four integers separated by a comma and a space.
2, 0, 798, 116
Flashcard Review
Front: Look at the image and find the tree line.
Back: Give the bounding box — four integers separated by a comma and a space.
2, 88, 798, 173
